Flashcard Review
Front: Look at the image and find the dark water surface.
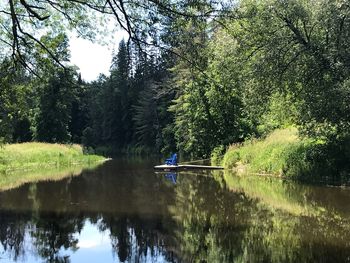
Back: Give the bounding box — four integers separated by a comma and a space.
1, 159, 350, 263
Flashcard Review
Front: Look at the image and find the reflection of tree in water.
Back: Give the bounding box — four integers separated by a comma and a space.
0, 211, 29, 261
0, 211, 85, 263
169, 172, 259, 262
0, 170, 249, 263
45, 159, 181, 262
31, 213, 84, 263
98, 215, 178, 263
0, 177, 85, 263
91, 160, 179, 262
218, 172, 350, 263
26, 177, 85, 263
0, 162, 180, 263
165, 171, 350, 263
1, 161, 350, 262
106, 217, 130, 262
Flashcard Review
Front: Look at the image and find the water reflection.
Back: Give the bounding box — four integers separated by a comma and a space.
164, 173, 177, 184
0, 159, 350, 262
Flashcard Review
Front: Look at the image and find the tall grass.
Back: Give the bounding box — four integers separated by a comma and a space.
221, 127, 350, 184
0, 142, 106, 174
222, 128, 304, 175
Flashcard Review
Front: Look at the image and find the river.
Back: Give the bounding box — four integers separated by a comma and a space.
0, 159, 349, 262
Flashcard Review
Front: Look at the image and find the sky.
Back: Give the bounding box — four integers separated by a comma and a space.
69, 30, 128, 82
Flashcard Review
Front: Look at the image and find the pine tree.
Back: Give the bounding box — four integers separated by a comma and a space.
109, 39, 132, 147
36, 70, 76, 143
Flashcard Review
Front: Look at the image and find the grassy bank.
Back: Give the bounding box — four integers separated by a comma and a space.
0, 142, 106, 174
217, 128, 350, 184
220, 128, 302, 175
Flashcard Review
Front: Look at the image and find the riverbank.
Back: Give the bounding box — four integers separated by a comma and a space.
0, 142, 106, 174
217, 128, 350, 184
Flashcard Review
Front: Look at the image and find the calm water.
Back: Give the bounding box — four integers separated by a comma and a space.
0, 159, 350, 263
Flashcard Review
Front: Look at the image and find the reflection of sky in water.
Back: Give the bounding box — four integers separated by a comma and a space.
0, 220, 170, 263
70, 220, 113, 262
72, 221, 169, 263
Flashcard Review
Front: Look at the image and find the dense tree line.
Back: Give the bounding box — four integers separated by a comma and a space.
0, 35, 176, 154
1, 0, 350, 159
82, 40, 176, 154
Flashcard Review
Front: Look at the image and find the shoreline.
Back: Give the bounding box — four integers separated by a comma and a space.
217, 128, 350, 186
0, 142, 107, 190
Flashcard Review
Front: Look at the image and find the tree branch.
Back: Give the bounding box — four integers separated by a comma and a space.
19, 0, 50, 20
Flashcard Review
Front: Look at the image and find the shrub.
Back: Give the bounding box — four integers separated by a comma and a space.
211, 145, 226, 166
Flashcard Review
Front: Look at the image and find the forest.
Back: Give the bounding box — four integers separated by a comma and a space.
1, 0, 350, 181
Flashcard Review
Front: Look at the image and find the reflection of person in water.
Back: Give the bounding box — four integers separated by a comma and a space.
165, 173, 177, 184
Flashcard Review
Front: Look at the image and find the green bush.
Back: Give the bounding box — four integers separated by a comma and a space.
211, 145, 226, 166
222, 149, 241, 170
284, 137, 350, 184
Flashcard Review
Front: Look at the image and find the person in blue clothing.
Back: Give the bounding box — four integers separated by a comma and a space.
165, 153, 178, 165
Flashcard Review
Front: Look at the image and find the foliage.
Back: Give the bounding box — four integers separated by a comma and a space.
258, 92, 299, 135
211, 145, 226, 166
284, 135, 350, 184
227, 0, 350, 139
35, 69, 77, 143
80, 39, 175, 154
1, 0, 350, 181
133, 82, 161, 149
0, 63, 33, 142
167, 2, 256, 158
202, 0, 350, 182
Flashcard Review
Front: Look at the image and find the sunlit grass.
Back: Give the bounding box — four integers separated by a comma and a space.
0, 142, 106, 174
221, 126, 350, 186
222, 127, 307, 175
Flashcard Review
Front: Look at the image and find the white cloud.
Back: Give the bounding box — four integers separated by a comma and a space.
69, 30, 128, 82
76, 221, 110, 250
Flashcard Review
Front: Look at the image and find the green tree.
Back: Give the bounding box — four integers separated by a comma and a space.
109, 39, 132, 147
0, 62, 33, 142
225, 0, 350, 139
69, 74, 89, 143
35, 69, 77, 143
167, 2, 215, 158
133, 82, 162, 151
